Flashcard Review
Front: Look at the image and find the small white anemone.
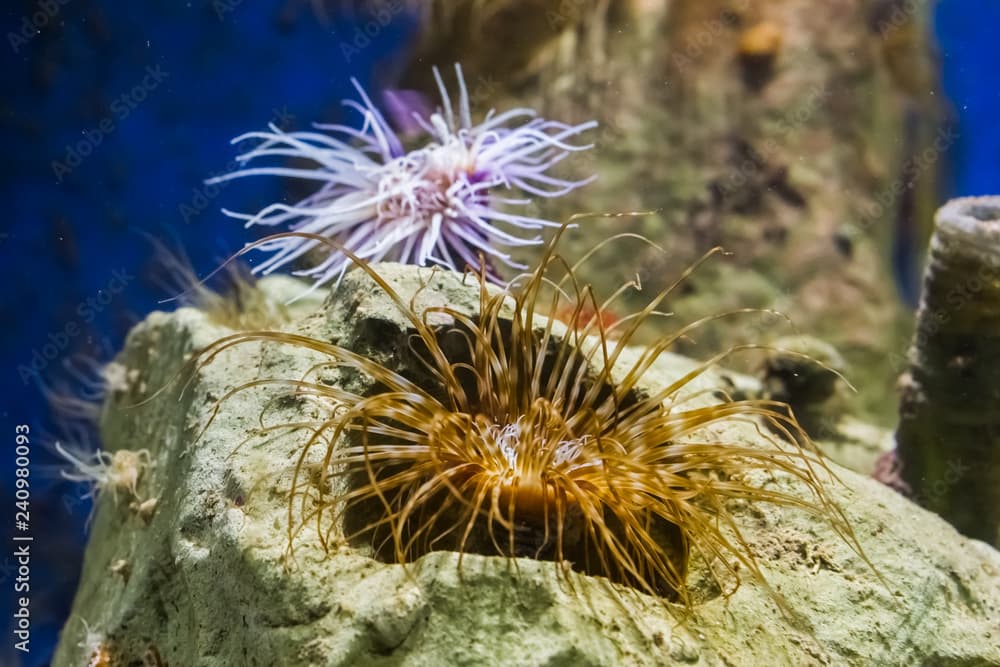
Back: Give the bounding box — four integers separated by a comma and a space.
76, 617, 112, 667
55, 442, 151, 501
208, 64, 597, 294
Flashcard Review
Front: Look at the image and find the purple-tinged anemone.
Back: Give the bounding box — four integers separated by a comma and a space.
208, 64, 597, 292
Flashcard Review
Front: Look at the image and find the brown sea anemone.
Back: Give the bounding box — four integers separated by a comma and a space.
191, 221, 865, 607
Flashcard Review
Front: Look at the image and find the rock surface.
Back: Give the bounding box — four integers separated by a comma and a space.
53, 268, 1000, 666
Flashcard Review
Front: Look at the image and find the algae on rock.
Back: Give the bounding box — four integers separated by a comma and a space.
53, 269, 1000, 666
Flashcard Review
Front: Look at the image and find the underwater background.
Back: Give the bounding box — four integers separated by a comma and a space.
0, 1, 998, 665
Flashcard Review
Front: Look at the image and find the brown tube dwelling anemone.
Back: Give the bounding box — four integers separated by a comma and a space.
191, 221, 865, 608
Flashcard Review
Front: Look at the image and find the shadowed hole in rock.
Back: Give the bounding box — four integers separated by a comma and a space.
963, 204, 1000, 223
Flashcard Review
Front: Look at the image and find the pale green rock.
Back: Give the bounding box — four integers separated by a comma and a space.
53, 267, 1000, 666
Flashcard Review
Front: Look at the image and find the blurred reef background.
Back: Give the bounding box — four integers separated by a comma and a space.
1, 1, 999, 665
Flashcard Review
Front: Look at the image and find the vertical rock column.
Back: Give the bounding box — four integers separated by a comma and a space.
896, 196, 1000, 546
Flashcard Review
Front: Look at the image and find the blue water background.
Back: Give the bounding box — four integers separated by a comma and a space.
0, 2, 996, 665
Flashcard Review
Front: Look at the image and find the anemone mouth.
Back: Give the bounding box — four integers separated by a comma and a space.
495, 476, 561, 522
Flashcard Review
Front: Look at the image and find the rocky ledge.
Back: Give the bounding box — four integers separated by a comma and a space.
53, 267, 1000, 666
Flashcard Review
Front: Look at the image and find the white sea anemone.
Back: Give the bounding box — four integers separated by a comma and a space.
54, 442, 151, 501
208, 64, 596, 292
